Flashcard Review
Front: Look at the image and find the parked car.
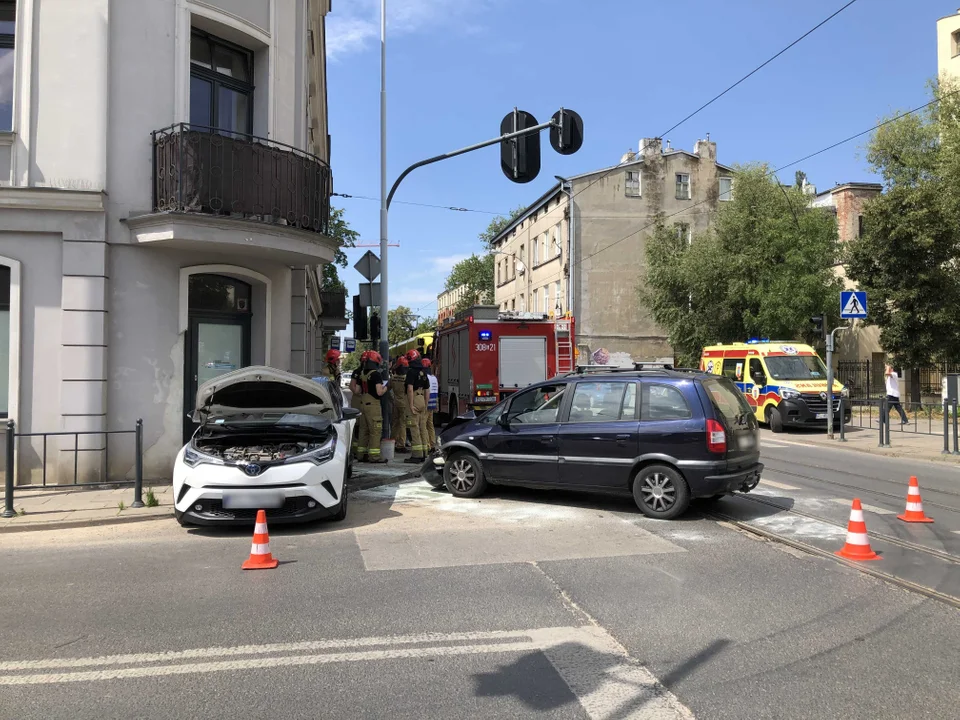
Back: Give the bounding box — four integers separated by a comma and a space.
421, 367, 762, 520
173, 366, 360, 527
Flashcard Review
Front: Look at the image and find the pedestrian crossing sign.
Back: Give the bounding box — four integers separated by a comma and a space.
840, 290, 867, 319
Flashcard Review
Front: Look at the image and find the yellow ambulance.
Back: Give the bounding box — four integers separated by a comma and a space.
700, 340, 849, 433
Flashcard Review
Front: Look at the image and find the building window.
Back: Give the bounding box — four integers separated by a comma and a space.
953, 30, 960, 57
676, 173, 691, 200
190, 30, 254, 135
543, 286, 550, 314
511, 298, 515, 311
553, 226, 561, 257
555, 281, 562, 313
496, 261, 501, 286
676, 223, 692, 245
0, 265, 9, 417
0, 0, 15, 132
519, 295, 525, 313
625, 170, 641, 197
719, 177, 734, 201
857, 214, 864, 238
519, 244, 524, 271
533, 237, 539, 266
532, 289, 538, 313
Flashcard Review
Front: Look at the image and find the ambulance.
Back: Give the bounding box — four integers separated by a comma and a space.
700, 340, 850, 433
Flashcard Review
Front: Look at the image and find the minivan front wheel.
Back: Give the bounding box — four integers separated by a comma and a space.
443, 452, 487, 498
632, 465, 690, 520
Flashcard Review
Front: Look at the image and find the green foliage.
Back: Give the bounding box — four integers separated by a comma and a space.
388, 306, 417, 346
641, 165, 842, 366
479, 205, 526, 251
321, 207, 360, 292
144, 488, 159, 508
846, 79, 960, 366
414, 316, 438, 335
445, 254, 495, 312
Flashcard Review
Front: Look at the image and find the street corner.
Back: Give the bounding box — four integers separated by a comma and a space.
349, 480, 686, 571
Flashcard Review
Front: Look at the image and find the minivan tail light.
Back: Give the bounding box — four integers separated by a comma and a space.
706, 419, 727, 454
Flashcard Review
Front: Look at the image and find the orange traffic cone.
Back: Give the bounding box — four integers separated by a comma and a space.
241, 510, 279, 570
835, 499, 880, 561
897, 476, 934, 524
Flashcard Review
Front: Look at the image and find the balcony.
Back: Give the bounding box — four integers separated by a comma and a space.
152, 123, 332, 234
127, 124, 336, 266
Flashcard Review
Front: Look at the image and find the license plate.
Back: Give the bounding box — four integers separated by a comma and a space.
737, 435, 755, 449
474, 396, 496, 404
815, 413, 827, 420
222, 491, 284, 509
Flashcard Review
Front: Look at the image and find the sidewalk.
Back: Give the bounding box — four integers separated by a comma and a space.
1, 458, 420, 533
762, 424, 960, 464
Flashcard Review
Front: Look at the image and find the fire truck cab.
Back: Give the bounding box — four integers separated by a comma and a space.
435, 305, 576, 421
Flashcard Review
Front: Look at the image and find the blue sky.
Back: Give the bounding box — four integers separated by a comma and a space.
327, 0, 945, 336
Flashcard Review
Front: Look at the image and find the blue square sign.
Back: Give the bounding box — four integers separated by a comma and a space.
840, 291, 867, 319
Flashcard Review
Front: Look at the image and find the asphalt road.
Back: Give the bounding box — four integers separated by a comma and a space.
3, 448, 959, 720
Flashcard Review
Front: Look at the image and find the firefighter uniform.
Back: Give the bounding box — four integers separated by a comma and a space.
404, 364, 431, 462
358, 365, 385, 463
390, 367, 409, 451
349, 368, 364, 459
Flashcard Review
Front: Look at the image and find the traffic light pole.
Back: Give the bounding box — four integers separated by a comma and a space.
378, 118, 558, 363
826, 325, 848, 439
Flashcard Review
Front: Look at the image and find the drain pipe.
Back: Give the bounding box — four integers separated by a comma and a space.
555, 175, 574, 317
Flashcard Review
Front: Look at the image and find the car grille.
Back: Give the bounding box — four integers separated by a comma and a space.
203, 496, 317, 520
801, 394, 841, 413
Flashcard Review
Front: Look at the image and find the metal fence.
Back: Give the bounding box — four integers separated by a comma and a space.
838, 360, 960, 401
2, 419, 144, 518
848, 399, 946, 436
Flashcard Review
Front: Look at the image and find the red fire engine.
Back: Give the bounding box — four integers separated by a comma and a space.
433, 305, 576, 421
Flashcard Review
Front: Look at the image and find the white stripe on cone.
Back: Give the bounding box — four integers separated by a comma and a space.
250, 543, 271, 555
906, 502, 924, 512
849, 509, 864, 522
844, 532, 870, 545
254, 522, 268, 534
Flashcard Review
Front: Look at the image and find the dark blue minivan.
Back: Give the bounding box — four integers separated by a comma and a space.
420, 367, 763, 520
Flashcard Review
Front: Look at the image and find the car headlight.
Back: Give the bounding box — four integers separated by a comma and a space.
182, 445, 223, 468
780, 387, 801, 400
287, 436, 337, 466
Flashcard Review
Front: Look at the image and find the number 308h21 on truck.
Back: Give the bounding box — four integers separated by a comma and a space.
433, 305, 576, 422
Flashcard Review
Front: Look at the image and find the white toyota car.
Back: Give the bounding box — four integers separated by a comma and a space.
173, 367, 360, 527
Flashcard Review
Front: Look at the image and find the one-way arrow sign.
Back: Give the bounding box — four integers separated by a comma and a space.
354, 251, 381, 282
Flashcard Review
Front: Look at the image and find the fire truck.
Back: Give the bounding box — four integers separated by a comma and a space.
434, 305, 576, 421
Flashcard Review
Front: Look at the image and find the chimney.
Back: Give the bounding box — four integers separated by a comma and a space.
694, 136, 717, 162
620, 149, 636, 164
640, 137, 661, 159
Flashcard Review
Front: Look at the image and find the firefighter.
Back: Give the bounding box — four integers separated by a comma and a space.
354, 350, 387, 463
422, 358, 439, 453
390, 356, 410, 453
320, 349, 341, 385
403, 349, 431, 464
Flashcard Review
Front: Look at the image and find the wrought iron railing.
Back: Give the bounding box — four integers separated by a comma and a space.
152, 123, 332, 236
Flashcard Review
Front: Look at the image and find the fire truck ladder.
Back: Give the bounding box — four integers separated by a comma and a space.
556, 321, 574, 374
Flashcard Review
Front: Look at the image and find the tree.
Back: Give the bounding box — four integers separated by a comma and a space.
320, 207, 360, 292
846, 79, 960, 366
445, 253, 495, 312
479, 205, 526, 251
640, 165, 843, 366
414, 316, 437, 335
388, 306, 417, 346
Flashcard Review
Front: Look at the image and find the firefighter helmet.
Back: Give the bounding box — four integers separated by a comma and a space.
395, 356, 409, 369
405, 349, 420, 362
325, 349, 341, 363
421, 358, 432, 368
366, 351, 383, 365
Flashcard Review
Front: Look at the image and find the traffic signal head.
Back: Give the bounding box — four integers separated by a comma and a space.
550, 109, 584, 155
810, 315, 824, 338
353, 295, 368, 341
500, 109, 541, 184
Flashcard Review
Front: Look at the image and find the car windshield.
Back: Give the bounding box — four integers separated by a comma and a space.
764, 355, 827, 381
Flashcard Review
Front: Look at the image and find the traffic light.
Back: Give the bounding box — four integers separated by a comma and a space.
550, 108, 584, 155
354, 295, 368, 341
500, 109, 541, 184
810, 315, 824, 340
370, 311, 381, 346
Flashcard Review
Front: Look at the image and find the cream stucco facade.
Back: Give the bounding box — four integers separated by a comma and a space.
937, 9, 960, 80
0, 0, 341, 485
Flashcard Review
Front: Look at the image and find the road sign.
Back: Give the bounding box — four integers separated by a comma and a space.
354, 251, 381, 281
329, 336, 341, 350
344, 338, 356, 353
359, 282, 381, 308
840, 291, 867, 319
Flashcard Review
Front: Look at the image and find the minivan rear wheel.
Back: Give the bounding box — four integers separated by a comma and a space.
632, 465, 690, 520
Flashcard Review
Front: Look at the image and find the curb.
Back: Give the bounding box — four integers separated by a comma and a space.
767, 436, 959, 465
0, 509, 174, 534
2, 470, 422, 534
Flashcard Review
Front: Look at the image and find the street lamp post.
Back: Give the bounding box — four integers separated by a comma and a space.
379, 0, 389, 364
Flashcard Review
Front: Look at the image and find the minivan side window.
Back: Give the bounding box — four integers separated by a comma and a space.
507, 384, 566, 424
567, 382, 629, 423
721, 359, 743, 382
643, 383, 693, 421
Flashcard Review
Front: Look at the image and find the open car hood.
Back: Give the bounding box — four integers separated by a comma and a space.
193, 366, 335, 422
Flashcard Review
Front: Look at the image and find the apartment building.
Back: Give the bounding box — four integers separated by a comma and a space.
0, 0, 342, 484
492, 137, 733, 362
938, 8, 960, 80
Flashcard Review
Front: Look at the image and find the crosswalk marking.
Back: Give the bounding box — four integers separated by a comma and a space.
759, 478, 800, 491
828, 498, 895, 515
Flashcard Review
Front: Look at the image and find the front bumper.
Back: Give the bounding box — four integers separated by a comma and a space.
177, 497, 340, 527
778, 398, 851, 427
683, 462, 764, 498
421, 452, 445, 487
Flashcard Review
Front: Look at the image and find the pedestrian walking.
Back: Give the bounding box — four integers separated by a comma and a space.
355, 350, 388, 463
885, 364, 909, 425
423, 358, 439, 453
403, 349, 431, 464
390, 356, 410, 453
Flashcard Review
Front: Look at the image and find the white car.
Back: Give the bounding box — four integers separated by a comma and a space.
173, 366, 360, 527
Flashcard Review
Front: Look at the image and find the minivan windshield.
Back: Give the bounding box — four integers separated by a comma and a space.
764, 355, 827, 381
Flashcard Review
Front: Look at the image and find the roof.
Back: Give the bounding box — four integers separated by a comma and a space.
814, 182, 884, 199
491, 153, 736, 247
